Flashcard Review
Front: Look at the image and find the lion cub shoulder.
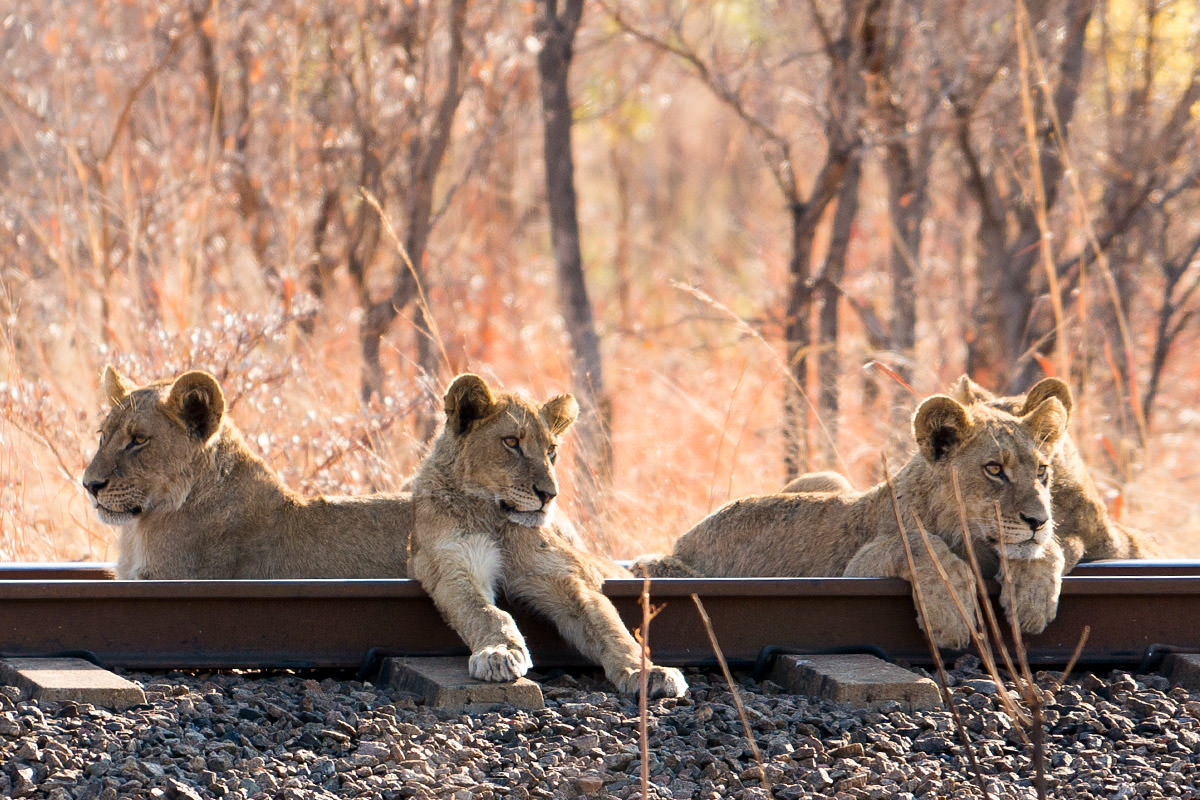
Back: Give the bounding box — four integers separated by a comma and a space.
83, 366, 411, 579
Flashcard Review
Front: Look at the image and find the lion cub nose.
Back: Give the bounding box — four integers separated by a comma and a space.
1019, 512, 1047, 532
84, 479, 108, 497
534, 486, 557, 507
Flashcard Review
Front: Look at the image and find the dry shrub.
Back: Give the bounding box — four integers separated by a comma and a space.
2, 1, 1196, 564
4, 286, 1180, 563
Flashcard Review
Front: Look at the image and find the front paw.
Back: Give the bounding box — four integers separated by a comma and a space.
468, 642, 533, 682
913, 562, 978, 650
1000, 561, 1062, 635
919, 601, 975, 650
614, 666, 689, 699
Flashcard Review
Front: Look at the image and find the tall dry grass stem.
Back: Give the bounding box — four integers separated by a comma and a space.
361, 188, 451, 378
636, 576, 663, 799
1013, 0, 1147, 448
952, 472, 1034, 729
882, 455, 991, 798
1059, 625, 1091, 687
673, 281, 848, 477
690, 593, 768, 791
992, 504, 1048, 799
1013, 0, 1069, 382
863, 360, 918, 397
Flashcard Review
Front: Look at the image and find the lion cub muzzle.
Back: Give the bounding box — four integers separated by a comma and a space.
1019, 510, 1049, 532
82, 465, 148, 522
988, 506, 1054, 561
498, 485, 557, 527
84, 479, 146, 520
498, 483, 556, 512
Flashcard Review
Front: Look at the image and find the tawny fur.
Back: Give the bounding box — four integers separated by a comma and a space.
947, 376, 1153, 570
637, 392, 1071, 650
780, 377, 1153, 570
83, 366, 411, 579
782, 471, 856, 494
407, 373, 687, 698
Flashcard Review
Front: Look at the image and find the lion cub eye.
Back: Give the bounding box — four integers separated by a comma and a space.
1037, 464, 1049, 484
983, 462, 1006, 480
126, 435, 149, 452
501, 436, 520, 451
547, 444, 557, 464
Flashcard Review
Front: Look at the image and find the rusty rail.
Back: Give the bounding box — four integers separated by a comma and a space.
1, 561, 1197, 671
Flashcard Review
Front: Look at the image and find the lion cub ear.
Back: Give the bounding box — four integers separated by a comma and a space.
1021, 377, 1073, 420
1021, 396, 1068, 453
913, 395, 973, 463
102, 365, 136, 407
166, 371, 225, 442
947, 374, 994, 406
444, 373, 495, 434
540, 394, 579, 437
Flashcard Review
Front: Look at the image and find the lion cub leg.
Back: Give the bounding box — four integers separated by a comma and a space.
409, 533, 533, 682
845, 534, 978, 650
998, 537, 1065, 636
507, 550, 688, 699
1113, 520, 1155, 559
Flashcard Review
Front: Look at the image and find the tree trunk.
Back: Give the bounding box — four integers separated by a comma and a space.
817, 156, 862, 462
349, 139, 387, 402
885, 145, 922, 387
783, 201, 816, 478
537, 0, 613, 498
862, 0, 932, 430
1143, 238, 1200, 431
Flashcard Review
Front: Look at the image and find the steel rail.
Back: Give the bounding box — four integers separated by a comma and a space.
1, 561, 1197, 671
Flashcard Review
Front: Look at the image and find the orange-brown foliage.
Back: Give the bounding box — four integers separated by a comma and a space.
2, 1, 1198, 563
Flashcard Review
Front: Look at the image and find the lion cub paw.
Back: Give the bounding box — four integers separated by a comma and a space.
468, 642, 533, 682
1000, 564, 1062, 636
920, 606, 974, 651
914, 562, 978, 650
614, 666, 689, 699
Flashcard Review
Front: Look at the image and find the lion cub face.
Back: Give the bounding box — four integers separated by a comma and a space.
913, 392, 1068, 561
441, 373, 579, 528
83, 366, 224, 525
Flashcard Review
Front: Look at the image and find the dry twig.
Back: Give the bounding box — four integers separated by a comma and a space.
636, 577, 664, 798
691, 593, 769, 791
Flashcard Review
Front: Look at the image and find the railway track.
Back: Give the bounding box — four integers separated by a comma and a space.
1, 561, 1198, 673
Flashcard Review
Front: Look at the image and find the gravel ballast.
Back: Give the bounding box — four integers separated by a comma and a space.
2, 657, 1199, 799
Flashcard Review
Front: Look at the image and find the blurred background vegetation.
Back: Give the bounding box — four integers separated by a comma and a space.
2, 0, 1198, 562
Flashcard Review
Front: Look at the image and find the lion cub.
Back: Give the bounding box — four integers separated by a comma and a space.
83, 366, 411, 579
946, 376, 1152, 569
640, 391, 1070, 650
783, 378, 1151, 570
408, 374, 687, 698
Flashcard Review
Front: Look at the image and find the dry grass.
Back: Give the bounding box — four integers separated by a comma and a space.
6, 278, 1194, 564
